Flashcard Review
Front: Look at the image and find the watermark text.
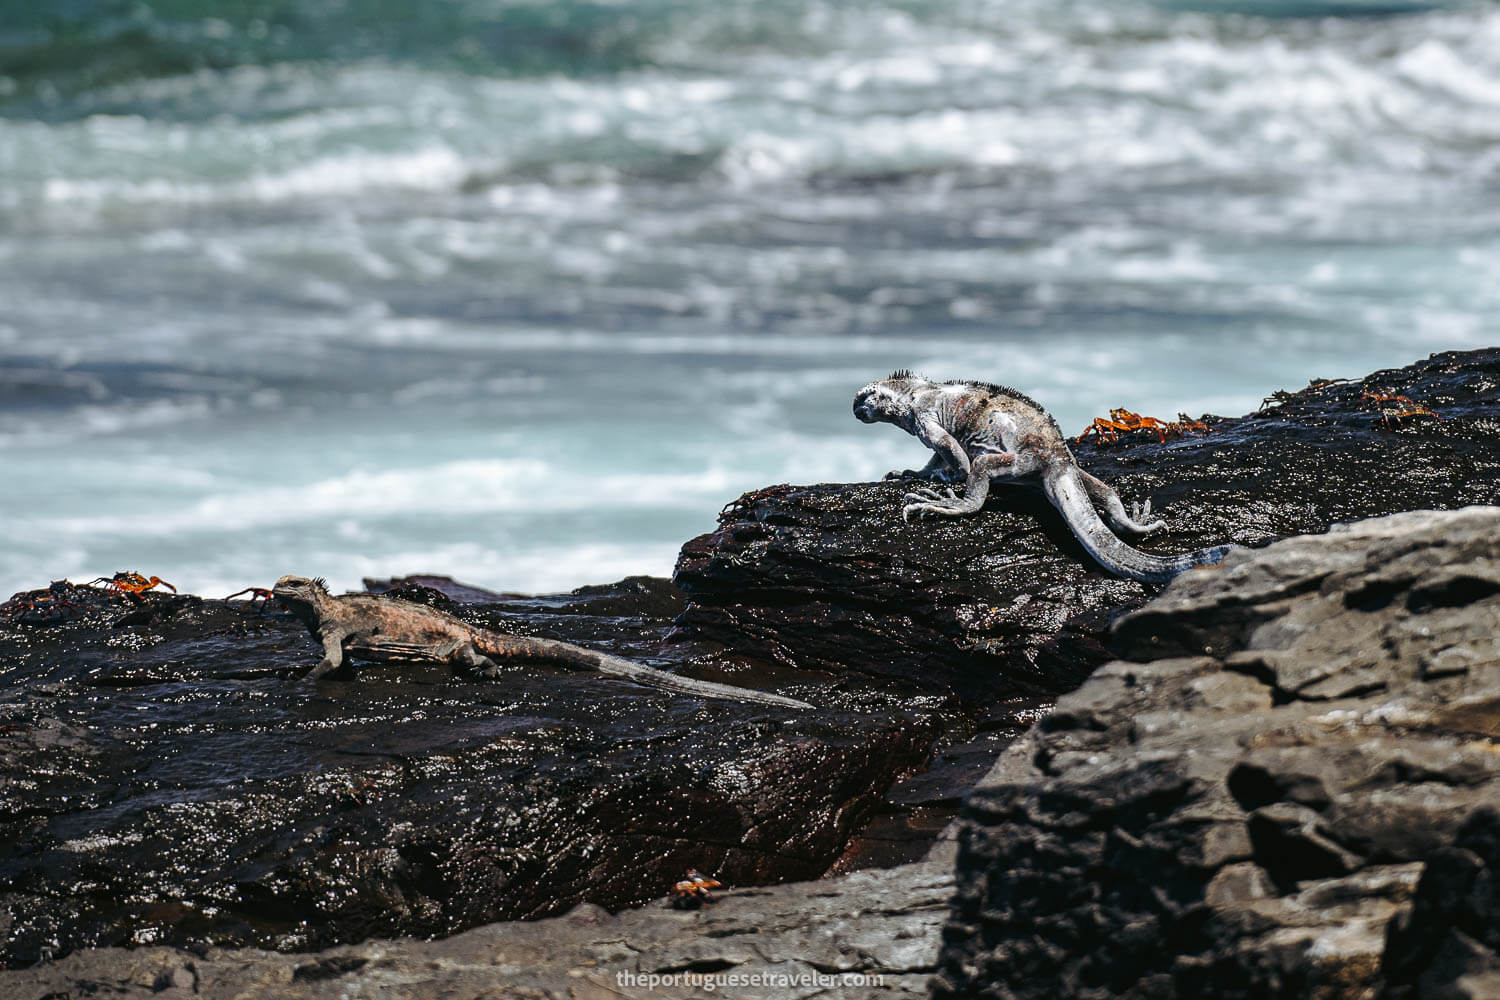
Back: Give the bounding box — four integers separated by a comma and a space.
615, 970, 885, 992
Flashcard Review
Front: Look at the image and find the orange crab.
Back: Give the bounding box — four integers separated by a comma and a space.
671, 870, 723, 909
1077, 408, 1173, 444
344, 777, 378, 807
1359, 390, 1442, 430
225, 586, 275, 606
1169, 413, 1209, 436
1260, 376, 1352, 412
0, 580, 88, 623
89, 571, 177, 596
1077, 408, 1212, 445
720, 484, 799, 522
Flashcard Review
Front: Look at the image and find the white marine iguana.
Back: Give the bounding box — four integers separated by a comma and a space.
271, 575, 811, 709
853, 372, 1236, 584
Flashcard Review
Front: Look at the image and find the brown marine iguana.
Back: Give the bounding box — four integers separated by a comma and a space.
271, 575, 811, 709
853, 372, 1237, 584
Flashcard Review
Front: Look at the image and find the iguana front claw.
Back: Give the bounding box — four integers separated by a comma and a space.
903, 500, 962, 521
904, 486, 960, 505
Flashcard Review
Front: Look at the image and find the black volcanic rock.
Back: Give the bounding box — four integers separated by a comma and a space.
0, 849, 959, 1000
10, 506, 1500, 999
2, 350, 1499, 997
671, 348, 1500, 703
0, 580, 937, 965
933, 506, 1500, 999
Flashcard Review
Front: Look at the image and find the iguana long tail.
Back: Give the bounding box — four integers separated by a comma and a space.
1042, 465, 1235, 584
481, 635, 812, 710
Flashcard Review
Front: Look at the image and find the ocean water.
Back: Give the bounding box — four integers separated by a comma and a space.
1, 0, 1497, 599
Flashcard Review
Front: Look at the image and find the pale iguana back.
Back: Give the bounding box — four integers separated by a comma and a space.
853, 372, 1237, 584
272, 576, 811, 710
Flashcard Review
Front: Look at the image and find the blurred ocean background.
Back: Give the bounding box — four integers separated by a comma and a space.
1, 0, 1497, 599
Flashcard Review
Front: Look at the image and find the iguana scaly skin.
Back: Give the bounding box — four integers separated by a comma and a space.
853, 372, 1237, 584
271, 576, 811, 709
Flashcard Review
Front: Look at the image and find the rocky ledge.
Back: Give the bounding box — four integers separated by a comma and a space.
935, 505, 1500, 999
0, 578, 940, 965
0, 846, 957, 1000
10, 504, 1499, 999
673, 348, 1500, 702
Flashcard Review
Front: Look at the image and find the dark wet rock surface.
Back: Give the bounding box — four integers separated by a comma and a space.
0, 578, 941, 965
0, 846, 958, 1000
934, 506, 1500, 1000
673, 348, 1500, 702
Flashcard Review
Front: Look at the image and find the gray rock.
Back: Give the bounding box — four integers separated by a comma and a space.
0, 849, 957, 1000
935, 506, 1500, 999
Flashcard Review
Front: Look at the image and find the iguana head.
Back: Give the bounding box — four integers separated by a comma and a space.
272, 575, 330, 605
853, 370, 925, 425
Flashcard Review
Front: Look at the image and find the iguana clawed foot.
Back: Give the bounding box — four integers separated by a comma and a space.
1125, 499, 1167, 535
902, 486, 969, 521
903, 502, 955, 521
905, 485, 960, 504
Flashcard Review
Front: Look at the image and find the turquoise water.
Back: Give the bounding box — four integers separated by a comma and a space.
2, 0, 1497, 597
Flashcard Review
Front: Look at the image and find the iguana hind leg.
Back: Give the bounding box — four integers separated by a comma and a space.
1078, 470, 1166, 536
454, 642, 507, 679
301, 630, 347, 682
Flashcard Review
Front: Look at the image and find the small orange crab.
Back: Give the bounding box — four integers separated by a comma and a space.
1359, 390, 1443, 430
1260, 376, 1352, 412
0, 580, 88, 623
671, 869, 723, 909
1077, 408, 1212, 445
89, 571, 177, 596
1168, 413, 1209, 435
344, 778, 378, 807
225, 586, 275, 606
1077, 408, 1173, 444
720, 484, 799, 522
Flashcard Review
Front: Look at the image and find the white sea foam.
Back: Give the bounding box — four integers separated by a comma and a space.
5, 1, 1500, 605
0, 397, 220, 448
40, 146, 472, 211
4, 8, 1494, 224
21, 457, 760, 540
